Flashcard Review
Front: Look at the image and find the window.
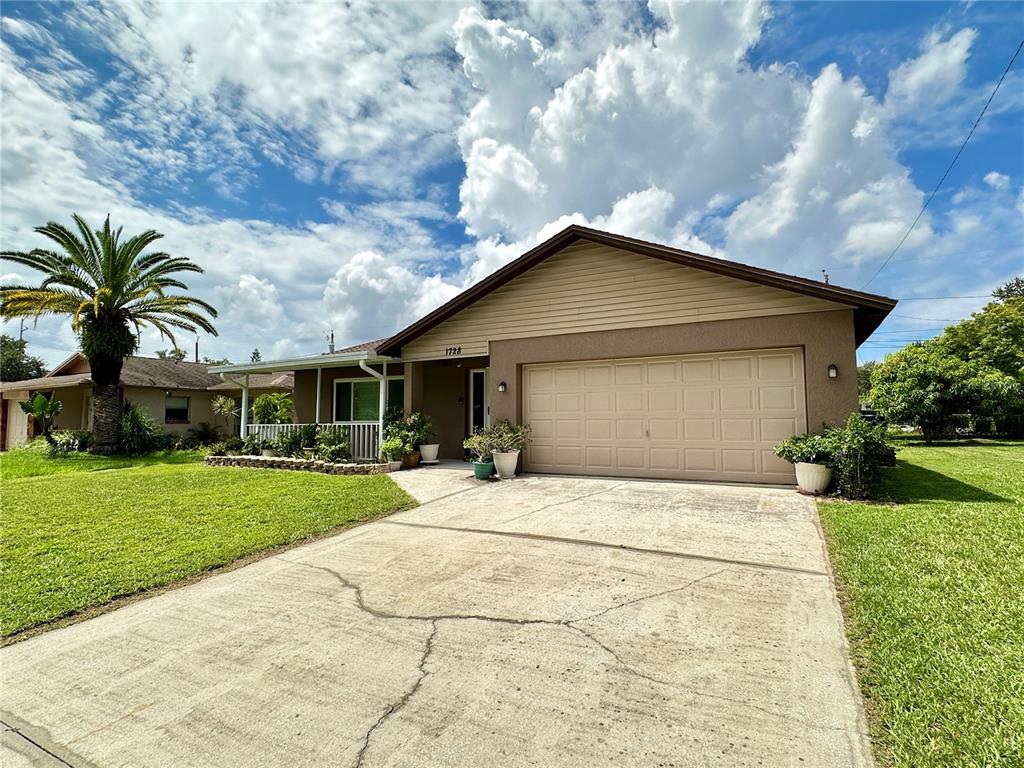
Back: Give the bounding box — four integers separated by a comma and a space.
333, 378, 404, 422
164, 395, 190, 424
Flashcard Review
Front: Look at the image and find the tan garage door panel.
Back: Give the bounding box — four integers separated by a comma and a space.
524, 348, 806, 483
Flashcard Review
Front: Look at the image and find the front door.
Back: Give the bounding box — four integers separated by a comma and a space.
469, 368, 489, 434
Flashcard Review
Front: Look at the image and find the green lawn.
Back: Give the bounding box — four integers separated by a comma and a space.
819, 440, 1024, 768
0, 450, 416, 637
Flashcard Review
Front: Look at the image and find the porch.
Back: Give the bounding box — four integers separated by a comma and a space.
211, 348, 492, 463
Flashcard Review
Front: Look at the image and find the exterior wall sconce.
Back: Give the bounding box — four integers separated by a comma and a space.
497, 381, 507, 393
827, 363, 839, 379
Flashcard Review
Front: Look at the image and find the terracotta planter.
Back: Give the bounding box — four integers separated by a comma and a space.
402, 451, 421, 469
795, 462, 832, 495
418, 443, 440, 462
472, 460, 494, 480
492, 450, 520, 479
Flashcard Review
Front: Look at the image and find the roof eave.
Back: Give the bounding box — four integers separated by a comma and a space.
208, 349, 399, 376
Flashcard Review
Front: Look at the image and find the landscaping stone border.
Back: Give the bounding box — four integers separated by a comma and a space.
205, 455, 390, 475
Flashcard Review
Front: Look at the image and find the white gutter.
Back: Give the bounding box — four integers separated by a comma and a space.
209, 349, 399, 376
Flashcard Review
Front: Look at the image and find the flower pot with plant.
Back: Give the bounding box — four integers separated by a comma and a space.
476, 419, 531, 479
463, 431, 494, 480
380, 435, 408, 472
774, 432, 834, 494
404, 411, 438, 463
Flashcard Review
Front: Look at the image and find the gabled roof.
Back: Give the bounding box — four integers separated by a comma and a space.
379, 225, 897, 354
0, 355, 293, 393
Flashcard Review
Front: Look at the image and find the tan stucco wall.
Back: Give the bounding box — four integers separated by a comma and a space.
52, 388, 89, 431
123, 387, 223, 435
486, 309, 858, 433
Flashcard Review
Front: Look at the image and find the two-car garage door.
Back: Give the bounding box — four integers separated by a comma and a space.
523, 348, 806, 484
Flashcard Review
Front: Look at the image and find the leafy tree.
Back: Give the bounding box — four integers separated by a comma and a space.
856, 361, 878, 401
0, 334, 47, 381
250, 392, 293, 424
870, 342, 1020, 443
992, 276, 1024, 301
939, 296, 1024, 383
211, 395, 239, 434
1, 215, 217, 453
19, 392, 62, 445
155, 347, 188, 361
250, 348, 262, 363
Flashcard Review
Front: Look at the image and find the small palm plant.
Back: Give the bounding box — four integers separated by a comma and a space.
19, 392, 62, 445
1, 215, 217, 453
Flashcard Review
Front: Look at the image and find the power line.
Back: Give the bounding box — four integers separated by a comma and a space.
861, 36, 1024, 290
897, 295, 990, 300
892, 314, 959, 321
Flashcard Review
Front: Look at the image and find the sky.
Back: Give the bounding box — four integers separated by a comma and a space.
1, 0, 1022, 368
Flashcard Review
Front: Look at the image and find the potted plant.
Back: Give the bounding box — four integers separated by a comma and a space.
463, 431, 494, 480
380, 435, 407, 472
479, 419, 531, 479
405, 411, 438, 463
384, 418, 420, 469
774, 432, 834, 495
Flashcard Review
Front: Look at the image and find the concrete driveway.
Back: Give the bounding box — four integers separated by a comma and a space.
1, 466, 870, 768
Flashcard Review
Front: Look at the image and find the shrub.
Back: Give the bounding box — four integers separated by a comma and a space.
478, 419, 531, 453
402, 411, 435, 446
206, 441, 228, 457
774, 433, 834, 465
223, 436, 245, 454
826, 413, 892, 500
48, 430, 93, 457
379, 435, 407, 461
463, 430, 492, 462
119, 401, 165, 456
298, 423, 318, 448
315, 427, 351, 463
240, 434, 263, 455
188, 421, 222, 446
19, 392, 62, 444
272, 429, 304, 457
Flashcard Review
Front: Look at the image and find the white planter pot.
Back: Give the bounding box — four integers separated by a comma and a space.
492, 450, 520, 479
261, 448, 277, 458
418, 444, 440, 462
795, 462, 832, 495
388, 460, 403, 472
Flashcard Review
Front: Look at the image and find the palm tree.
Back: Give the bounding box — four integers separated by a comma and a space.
2, 215, 217, 453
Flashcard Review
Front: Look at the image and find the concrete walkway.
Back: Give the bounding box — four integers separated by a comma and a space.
1, 465, 871, 768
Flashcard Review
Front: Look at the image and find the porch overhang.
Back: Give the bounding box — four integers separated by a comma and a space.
207, 350, 401, 377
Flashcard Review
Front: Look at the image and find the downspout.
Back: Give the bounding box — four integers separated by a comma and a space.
359, 360, 385, 460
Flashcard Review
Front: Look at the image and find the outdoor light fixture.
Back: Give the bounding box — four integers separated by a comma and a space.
497, 381, 507, 393
827, 363, 839, 379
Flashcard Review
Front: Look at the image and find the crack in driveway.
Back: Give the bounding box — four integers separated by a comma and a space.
278, 558, 865, 753
496, 482, 627, 525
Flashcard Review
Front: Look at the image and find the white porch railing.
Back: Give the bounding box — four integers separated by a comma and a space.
245, 422, 381, 461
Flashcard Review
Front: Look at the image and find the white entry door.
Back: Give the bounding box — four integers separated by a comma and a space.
523, 348, 806, 484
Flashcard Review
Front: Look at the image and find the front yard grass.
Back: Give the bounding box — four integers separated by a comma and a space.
1, 452, 416, 637
818, 439, 1023, 767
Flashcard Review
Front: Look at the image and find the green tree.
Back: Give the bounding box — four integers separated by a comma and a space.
869, 342, 1020, 444
1, 215, 217, 453
19, 392, 62, 445
0, 334, 47, 381
939, 296, 1024, 383
992, 276, 1024, 301
211, 395, 238, 434
856, 361, 878, 401
155, 347, 188, 361
250, 348, 261, 363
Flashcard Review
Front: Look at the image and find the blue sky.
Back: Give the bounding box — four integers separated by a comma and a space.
1, 0, 1022, 367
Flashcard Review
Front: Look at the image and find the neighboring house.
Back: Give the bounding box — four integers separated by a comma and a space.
212, 225, 896, 483
1, 353, 292, 450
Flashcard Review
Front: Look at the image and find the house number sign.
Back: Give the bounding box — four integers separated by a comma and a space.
445, 346, 463, 356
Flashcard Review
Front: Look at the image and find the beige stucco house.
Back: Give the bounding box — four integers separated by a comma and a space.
212, 225, 896, 484
1, 353, 292, 450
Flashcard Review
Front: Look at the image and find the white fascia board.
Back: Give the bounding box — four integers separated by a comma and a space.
208, 351, 400, 375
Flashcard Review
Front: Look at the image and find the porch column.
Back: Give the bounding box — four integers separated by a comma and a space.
240, 375, 250, 435
315, 367, 322, 424
378, 363, 386, 450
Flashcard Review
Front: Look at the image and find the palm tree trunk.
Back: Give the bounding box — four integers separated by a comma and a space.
90, 382, 121, 453
89, 354, 124, 454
